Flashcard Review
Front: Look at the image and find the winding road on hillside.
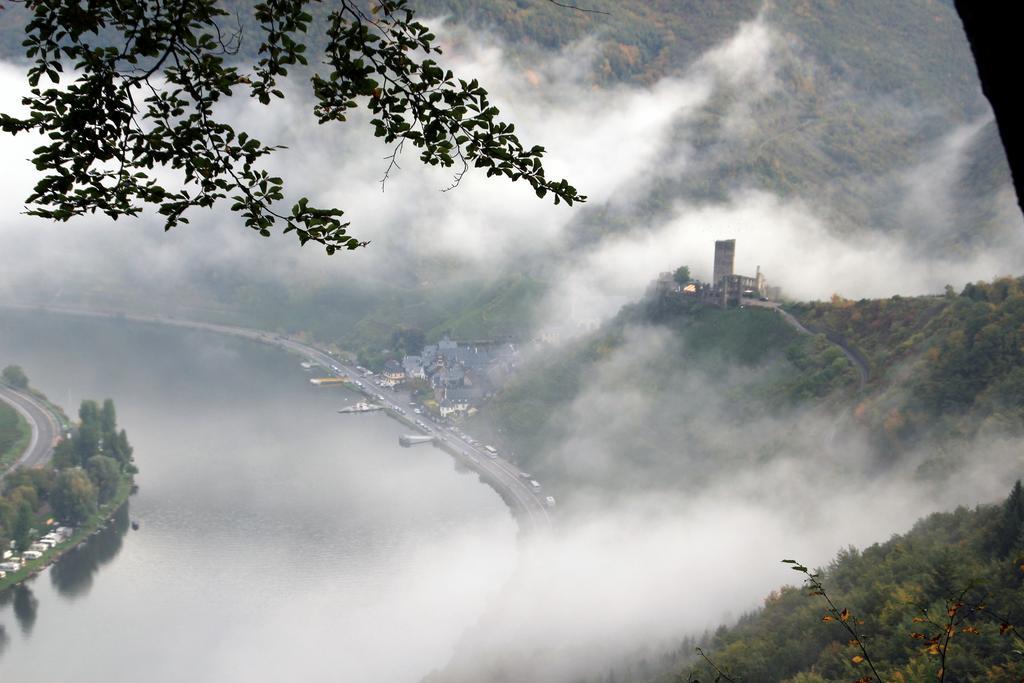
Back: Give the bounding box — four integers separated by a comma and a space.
0, 304, 553, 533
0, 383, 60, 476
747, 300, 870, 390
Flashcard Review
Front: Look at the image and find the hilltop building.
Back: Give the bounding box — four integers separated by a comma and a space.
648, 239, 775, 308
713, 239, 736, 287
711, 240, 769, 306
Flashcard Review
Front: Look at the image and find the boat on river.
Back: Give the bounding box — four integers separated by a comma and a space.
338, 402, 383, 414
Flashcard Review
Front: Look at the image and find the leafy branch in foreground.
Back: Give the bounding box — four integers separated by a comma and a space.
782, 559, 884, 683
0, 0, 586, 254
780, 560, 1024, 683
693, 646, 737, 683
909, 584, 1024, 682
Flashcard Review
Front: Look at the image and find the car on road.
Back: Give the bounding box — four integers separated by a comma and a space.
545, 496, 556, 507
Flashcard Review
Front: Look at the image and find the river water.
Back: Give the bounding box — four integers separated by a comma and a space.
0, 309, 518, 682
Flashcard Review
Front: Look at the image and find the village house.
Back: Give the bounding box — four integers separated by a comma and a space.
393, 336, 518, 418
381, 359, 406, 387
439, 396, 471, 418
401, 355, 425, 380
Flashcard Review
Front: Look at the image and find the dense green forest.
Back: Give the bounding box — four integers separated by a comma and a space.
789, 276, 1024, 460
656, 481, 1024, 682
0, 392, 135, 553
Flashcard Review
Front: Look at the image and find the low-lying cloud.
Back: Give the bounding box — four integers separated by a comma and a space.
538, 184, 1024, 334
2, 12, 1016, 326
434, 324, 1024, 683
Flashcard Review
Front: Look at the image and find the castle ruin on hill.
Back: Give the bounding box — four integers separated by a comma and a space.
651, 238, 779, 308
712, 239, 770, 307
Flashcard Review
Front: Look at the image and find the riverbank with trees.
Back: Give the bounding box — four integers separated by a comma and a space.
0, 369, 136, 591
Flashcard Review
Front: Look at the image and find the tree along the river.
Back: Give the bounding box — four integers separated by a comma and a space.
86, 455, 121, 503
0, 0, 585, 254
1, 365, 29, 389
11, 501, 34, 552
100, 398, 117, 434
51, 468, 98, 525
2, 397, 135, 543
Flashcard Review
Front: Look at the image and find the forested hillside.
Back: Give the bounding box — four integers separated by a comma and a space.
468, 290, 860, 494
467, 276, 1024, 500
790, 276, 1024, 460
664, 481, 1024, 682
411, 0, 1007, 252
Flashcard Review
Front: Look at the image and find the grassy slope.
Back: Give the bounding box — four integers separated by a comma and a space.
469, 296, 858, 488
0, 400, 31, 470
469, 275, 1024, 496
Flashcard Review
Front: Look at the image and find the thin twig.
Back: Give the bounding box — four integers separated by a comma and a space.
695, 647, 737, 683
546, 0, 609, 15
783, 560, 883, 683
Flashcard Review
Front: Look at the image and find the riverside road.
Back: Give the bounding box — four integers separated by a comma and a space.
0, 383, 59, 475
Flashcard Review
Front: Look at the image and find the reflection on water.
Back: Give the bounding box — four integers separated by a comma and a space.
10, 587, 38, 636
50, 502, 131, 598
0, 583, 39, 638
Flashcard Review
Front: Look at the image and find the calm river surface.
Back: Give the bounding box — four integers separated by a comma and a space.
0, 309, 518, 682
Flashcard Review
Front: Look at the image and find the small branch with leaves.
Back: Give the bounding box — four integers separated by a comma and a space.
782, 559, 883, 683
693, 646, 738, 683
910, 585, 1024, 681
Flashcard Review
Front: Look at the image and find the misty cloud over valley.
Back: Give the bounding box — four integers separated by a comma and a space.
1, 11, 1021, 330
1, 3, 1023, 682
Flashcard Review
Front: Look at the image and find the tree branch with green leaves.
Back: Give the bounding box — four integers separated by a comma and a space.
0, 0, 586, 254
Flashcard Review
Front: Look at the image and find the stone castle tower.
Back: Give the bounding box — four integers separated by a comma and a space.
713, 239, 735, 287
